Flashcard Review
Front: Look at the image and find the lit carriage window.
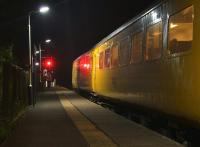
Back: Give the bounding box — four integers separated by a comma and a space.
119, 37, 131, 66
168, 6, 194, 54
104, 48, 111, 68
146, 21, 162, 60
99, 52, 104, 69
131, 31, 143, 63
111, 44, 119, 67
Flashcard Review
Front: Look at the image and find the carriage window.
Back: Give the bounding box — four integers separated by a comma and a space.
168, 6, 193, 54
99, 52, 104, 69
119, 37, 131, 66
146, 21, 162, 60
104, 48, 111, 68
111, 44, 119, 67
131, 31, 143, 63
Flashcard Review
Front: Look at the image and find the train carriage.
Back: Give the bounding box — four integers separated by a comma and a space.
72, 0, 200, 137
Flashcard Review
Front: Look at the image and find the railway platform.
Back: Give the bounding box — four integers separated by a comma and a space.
1, 87, 183, 147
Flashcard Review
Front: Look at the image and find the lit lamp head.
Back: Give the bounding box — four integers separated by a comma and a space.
35, 50, 40, 54
35, 62, 39, 66
39, 6, 50, 14
45, 39, 51, 43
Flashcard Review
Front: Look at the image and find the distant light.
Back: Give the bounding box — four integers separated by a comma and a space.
39, 6, 50, 13
35, 62, 39, 66
43, 57, 55, 69
35, 51, 40, 54
47, 61, 51, 66
45, 39, 51, 43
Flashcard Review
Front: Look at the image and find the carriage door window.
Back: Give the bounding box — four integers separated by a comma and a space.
131, 31, 143, 63
119, 37, 131, 66
145, 7, 162, 60
111, 44, 119, 68
168, 6, 194, 54
104, 48, 111, 68
99, 52, 104, 69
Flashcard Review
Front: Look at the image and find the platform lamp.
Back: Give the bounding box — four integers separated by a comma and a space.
28, 6, 50, 106
39, 39, 51, 83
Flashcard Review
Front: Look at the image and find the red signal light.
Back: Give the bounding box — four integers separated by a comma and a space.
46, 61, 52, 66
42, 57, 55, 70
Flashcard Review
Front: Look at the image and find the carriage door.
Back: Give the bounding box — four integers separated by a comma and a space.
92, 50, 98, 92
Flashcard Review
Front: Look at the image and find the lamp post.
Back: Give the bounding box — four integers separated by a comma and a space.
39, 39, 51, 83
28, 6, 50, 106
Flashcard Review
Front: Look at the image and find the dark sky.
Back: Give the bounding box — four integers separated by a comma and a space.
0, 0, 157, 88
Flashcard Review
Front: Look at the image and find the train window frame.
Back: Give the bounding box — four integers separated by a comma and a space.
111, 42, 119, 69
104, 47, 111, 69
167, 5, 194, 58
130, 30, 144, 64
99, 51, 104, 69
144, 6, 163, 61
119, 36, 131, 67
145, 21, 163, 61
146, 6, 162, 27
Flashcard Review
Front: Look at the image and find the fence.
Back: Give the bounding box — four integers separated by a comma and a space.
0, 62, 29, 123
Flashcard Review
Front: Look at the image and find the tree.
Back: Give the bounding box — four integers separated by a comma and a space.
0, 43, 13, 63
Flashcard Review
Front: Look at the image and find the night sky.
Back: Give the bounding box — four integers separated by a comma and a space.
0, 0, 157, 88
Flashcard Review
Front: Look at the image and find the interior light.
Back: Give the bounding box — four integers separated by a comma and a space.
170, 23, 178, 29
152, 11, 161, 22
152, 12, 158, 20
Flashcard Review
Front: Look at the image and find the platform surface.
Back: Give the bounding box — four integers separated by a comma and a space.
1, 89, 88, 147
1, 87, 183, 147
57, 88, 183, 147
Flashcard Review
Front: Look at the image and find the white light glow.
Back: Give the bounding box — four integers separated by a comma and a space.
152, 11, 161, 23
152, 12, 158, 20
83, 64, 90, 69
35, 51, 40, 54
86, 64, 90, 69
45, 39, 51, 43
47, 61, 51, 65
39, 6, 50, 13
35, 62, 39, 66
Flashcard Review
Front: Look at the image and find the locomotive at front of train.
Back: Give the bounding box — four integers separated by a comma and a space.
72, 0, 200, 136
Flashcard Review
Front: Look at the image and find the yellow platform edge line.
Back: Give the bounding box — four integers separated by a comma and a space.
57, 93, 118, 147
